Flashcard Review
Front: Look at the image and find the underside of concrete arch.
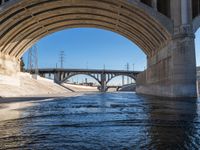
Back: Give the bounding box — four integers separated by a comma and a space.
106, 74, 136, 85
0, 0, 198, 97
60, 73, 101, 85
0, 0, 172, 57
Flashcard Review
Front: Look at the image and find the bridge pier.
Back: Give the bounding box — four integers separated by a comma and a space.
53, 72, 61, 83
136, 35, 197, 97
100, 74, 107, 92
136, 0, 197, 98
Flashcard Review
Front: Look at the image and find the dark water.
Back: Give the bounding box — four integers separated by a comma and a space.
0, 92, 200, 150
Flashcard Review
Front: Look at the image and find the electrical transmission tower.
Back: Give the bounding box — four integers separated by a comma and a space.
27, 45, 38, 74
59, 50, 65, 68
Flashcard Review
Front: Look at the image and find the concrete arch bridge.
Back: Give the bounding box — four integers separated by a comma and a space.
1, 0, 200, 97
37, 68, 139, 92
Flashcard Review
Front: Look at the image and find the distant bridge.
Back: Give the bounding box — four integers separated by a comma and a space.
31, 68, 141, 92
105, 83, 137, 92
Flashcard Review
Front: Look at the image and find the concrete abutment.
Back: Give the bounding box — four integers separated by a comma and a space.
136, 33, 197, 97
0, 53, 20, 75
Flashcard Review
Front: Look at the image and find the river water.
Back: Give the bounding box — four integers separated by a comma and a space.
0, 92, 200, 150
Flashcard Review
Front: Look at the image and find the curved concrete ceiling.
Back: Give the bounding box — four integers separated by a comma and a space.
0, 0, 172, 58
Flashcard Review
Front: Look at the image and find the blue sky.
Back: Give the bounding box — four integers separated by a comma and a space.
23, 27, 200, 85
23, 28, 146, 71
195, 29, 200, 66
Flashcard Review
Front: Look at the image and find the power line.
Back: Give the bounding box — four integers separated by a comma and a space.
86, 62, 88, 69
27, 45, 38, 74
59, 50, 65, 68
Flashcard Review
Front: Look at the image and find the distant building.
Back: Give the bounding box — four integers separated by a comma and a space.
80, 82, 95, 86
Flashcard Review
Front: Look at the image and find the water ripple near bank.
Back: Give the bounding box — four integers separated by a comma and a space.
0, 92, 200, 149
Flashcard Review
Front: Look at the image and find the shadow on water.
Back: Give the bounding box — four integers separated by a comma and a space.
138, 95, 199, 149
0, 92, 199, 149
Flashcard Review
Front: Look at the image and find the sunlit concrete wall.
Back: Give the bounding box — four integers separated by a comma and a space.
136, 37, 197, 97
0, 53, 20, 75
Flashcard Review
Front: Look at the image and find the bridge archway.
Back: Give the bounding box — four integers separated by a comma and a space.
0, 0, 198, 97
106, 75, 136, 86
0, 0, 172, 59
61, 73, 101, 85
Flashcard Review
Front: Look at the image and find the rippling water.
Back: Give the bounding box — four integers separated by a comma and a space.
0, 92, 200, 150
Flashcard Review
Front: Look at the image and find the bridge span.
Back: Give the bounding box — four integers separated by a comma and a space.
31, 68, 140, 92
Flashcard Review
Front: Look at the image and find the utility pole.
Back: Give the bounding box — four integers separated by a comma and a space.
27, 45, 38, 74
103, 64, 106, 70
86, 62, 88, 69
59, 50, 64, 68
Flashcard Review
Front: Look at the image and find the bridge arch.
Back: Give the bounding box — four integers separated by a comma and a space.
0, 0, 198, 98
61, 73, 101, 85
106, 74, 136, 85
0, 0, 172, 58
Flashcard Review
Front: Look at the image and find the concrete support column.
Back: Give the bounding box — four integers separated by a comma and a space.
171, 0, 192, 27
100, 73, 107, 92
181, 0, 190, 25
170, 35, 196, 97
152, 0, 157, 10
60, 72, 65, 81
170, 0, 182, 27
54, 72, 61, 83
137, 0, 196, 97
136, 32, 197, 97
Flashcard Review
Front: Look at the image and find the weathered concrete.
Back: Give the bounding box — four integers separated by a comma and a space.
0, 0, 172, 58
0, 0, 200, 97
0, 53, 20, 75
136, 35, 197, 97
136, 0, 198, 97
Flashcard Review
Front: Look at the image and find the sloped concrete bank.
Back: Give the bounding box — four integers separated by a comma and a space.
0, 73, 73, 97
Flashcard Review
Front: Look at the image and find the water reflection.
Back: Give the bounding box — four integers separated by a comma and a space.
143, 96, 199, 149
0, 93, 199, 149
